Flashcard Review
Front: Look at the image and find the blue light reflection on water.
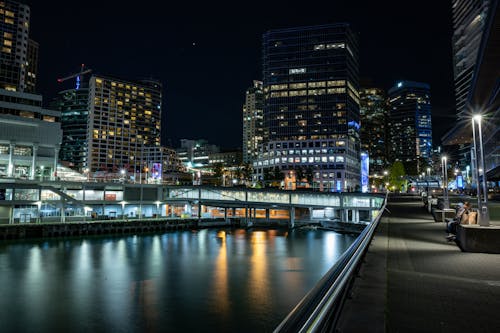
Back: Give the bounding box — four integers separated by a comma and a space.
0, 228, 356, 332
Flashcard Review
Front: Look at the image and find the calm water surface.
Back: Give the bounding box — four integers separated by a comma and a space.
0, 228, 356, 332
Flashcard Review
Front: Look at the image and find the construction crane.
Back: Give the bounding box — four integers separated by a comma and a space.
57, 64, 92, 90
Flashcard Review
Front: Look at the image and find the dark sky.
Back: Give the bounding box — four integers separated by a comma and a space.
24, 0, 455, 148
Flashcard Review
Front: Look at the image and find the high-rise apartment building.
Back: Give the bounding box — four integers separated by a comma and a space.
443, 0, 499, 183
255, 23, 360, 191
388, 81, 432, 174
360, 88, 387, 174
0, 1, 38, 93
452, 0, 491, 118
86, 75, 162, 172
242, 80, 264, 164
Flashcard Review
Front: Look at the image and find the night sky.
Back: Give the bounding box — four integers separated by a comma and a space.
24, 0, 455, 149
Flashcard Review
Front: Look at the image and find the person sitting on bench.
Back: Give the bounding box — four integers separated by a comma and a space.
446, 201, 471, 241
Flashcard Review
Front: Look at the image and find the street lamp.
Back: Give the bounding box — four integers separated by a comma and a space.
120, 169, 126, 183
441, 156, 449, 209
472, 114, 490, 225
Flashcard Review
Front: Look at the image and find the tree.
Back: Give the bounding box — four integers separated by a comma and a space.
389, 161, 406, 192
212, 163, 224, 185
305, 166, 314, 184
241, 163, 253, 182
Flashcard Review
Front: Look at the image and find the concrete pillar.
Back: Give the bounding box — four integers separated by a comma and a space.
309, 207, 313, 220
30, 144, 38, 180
8, 142, 15, 177
224, 207, 228, 222
289, 207, 295, 229
60, 202, 66, 223
9, 207, 14, 224
170, 205, 175, 218
265, 208, 270, 222
355, 210, 359, 223
52, 146, 59, 180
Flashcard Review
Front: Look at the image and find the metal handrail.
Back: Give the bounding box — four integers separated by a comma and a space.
273, 193, 388, 333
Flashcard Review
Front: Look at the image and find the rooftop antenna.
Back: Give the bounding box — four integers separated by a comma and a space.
57, 64, 92, 90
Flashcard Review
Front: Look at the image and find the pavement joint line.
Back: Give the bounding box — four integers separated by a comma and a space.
388, 268, 500, 286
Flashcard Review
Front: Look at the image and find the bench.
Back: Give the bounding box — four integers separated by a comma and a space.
433, 208, 456, 222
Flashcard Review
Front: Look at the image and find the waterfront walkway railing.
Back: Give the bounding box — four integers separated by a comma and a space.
273, 193, 388, 333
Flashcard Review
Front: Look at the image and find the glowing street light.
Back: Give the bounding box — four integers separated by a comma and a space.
441, 156, 449, 209
426, 167, 431, 177
472, 114, 489, 225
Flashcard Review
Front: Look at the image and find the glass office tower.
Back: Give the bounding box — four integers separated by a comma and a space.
388, 81, 432, 174
256, 23, 360, 191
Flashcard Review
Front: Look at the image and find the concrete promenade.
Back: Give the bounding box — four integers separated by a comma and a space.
337, 195, 500, 333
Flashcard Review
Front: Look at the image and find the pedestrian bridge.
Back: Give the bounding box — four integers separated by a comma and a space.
0, 181, 386, 226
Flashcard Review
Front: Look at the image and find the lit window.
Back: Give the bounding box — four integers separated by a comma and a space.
289, 68, 306, 74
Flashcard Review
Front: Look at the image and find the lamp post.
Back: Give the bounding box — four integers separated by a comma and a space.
472, 115, 490, 225
442, 156, 449, 209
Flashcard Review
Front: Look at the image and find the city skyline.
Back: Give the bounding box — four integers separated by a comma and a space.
24, 0, 454, 148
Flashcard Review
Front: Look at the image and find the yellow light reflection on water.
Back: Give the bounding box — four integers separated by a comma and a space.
212, 230, 230, 317
248, 231, 270, 311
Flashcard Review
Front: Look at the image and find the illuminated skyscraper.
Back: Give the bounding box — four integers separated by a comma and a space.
388, 81, 432, 174
0, 1, 38, 93
86, 76, 162, 173
52, 86, 90, 171
242, 80, 264, 164
256, 23, 360, 191
360, 87, 388, 174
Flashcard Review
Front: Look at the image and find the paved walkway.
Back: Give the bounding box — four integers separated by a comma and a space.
336, 196, 500, 333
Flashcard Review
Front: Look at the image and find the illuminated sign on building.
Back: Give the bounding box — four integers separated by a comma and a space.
361, 153, 369, 193
151, 163, 162, 180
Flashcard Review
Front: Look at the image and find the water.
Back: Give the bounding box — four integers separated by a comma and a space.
0, 228, 356, 333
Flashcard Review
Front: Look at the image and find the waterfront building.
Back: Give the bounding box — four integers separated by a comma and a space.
359, 87, 388, 175
176, 139, 220, 168
0, 88, 61, 179
442, 0, 499, 183
140, 145, 184, 183
86, 75, 162, 173
242, 80, 264, 164
388, 81, 432, 174
209, 150, 243, 167
0, 0, 38, 93
256, 23, 360, 191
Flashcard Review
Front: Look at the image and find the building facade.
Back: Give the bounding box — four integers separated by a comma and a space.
176, 139, 220, 168
53, 87, 89, 171
360, 87, 388, 174
86, 75, 162, 173
443, 0, 499, 186
255, 23, 360, 191
0, 1, 37, 93
388, 81, 432, 174
452, 0, 492, 119
0, 89, 62, 179
242, 80, 264, 164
